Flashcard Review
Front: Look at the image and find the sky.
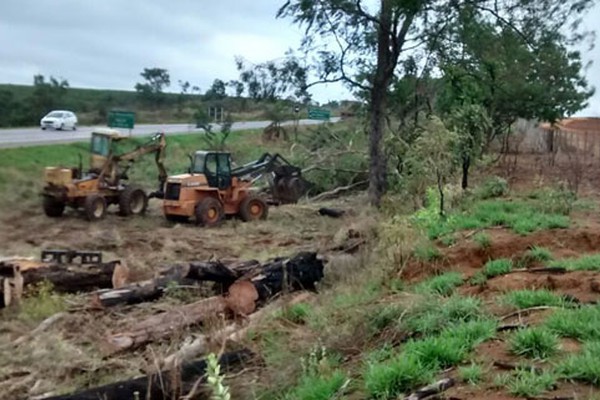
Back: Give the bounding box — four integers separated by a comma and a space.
0, 0, 599, 114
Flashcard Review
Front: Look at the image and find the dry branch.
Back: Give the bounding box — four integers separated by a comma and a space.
404, 378, 455, 400
500, 306, 557, 321
310, 180, 368, 202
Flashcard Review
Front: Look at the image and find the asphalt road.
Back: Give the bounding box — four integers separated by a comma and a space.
0, 118, 338, 148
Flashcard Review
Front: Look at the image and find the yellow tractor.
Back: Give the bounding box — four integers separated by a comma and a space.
42, 129, 167, 221
161, 151, 308, 226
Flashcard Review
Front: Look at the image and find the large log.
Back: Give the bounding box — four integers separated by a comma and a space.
107, 296, 229, 352
41, 349, 252, 400
90, 260, 259, 308
106, 252, 324, 352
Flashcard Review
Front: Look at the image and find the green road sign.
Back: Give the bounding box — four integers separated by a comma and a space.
308, 108, 331, 120
108, 111, 135, 129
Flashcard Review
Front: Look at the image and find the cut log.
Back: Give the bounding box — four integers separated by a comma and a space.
0, 259, 125, 293
41, 349, 252, 400
106, 252, 324, 352
106, 296, 228, 352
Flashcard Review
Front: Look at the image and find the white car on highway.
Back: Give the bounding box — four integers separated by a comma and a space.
40, 110, 78, 130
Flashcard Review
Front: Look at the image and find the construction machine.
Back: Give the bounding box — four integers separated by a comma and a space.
42, 129, 167, 221
161, 151, 308, 226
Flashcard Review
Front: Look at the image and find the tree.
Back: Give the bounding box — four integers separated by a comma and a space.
405, 116, 459, 216
235, 56, 310, 103
135, 68, 170, 107
177, 80, 191, 114
204, 79, 227, 100
278, 0, 593, 207
227, 80, 244, 97
30, 74, 69, 120
447, 104, 491, 189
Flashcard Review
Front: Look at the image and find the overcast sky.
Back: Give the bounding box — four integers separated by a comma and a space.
1, 0, 599, 115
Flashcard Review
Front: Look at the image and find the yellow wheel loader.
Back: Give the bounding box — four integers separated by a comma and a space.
42, 129, 167, 221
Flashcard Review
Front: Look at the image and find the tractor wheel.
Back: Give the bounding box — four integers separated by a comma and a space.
195, 197, 224, 227
84, 195, 107, 221
239, 195, 268, 222
119, 186, 148, 216
43, 196, 65, 217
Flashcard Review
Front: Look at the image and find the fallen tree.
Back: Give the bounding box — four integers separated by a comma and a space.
106, 252, 324, 352
41, 349, 253, 400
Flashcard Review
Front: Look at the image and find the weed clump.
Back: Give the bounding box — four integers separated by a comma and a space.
472, 232, 491, 249
475, 176, 509, 199
503, 289, 571, 309
19, 281, 68, 323
509, 327, 559, 359
414, 272, 463, 296
482, 258, 513, 278
545, 305, 600, 340
558, 341, 600, 385
413, 243, 441, 262
549, 253, 600, 271
458, 363, 484, 384
503, 368, 557, 397
279, 303, 313, 324
523, 246, 554, 263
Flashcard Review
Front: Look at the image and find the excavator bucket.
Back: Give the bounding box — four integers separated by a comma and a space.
270, 165, 310, 204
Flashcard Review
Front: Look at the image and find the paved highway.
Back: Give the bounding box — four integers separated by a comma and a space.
0, 118, 338, 148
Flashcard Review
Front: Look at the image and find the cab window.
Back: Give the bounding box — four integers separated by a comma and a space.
217, 153, 230, 175
91, 134, 110, 157
205, 153, 217, 175
193, 153, 206, 174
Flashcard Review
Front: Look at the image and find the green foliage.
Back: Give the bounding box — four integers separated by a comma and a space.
532, 186, 577, 215
504, 368, 557, 397
545, 305, 600, 341
368, 304, 405, 332
135, 67, 171, 107
285, 371, 347, 400
558, 341, 600, 385
206, 353, 231, 400
509, 327, 559, 359
19, 281, 68, 323
279, 303, 313, 324
503, 289, 570, 309
421, 199, 570, 240
549, 253, 600, 271
458, 363, 484, 384
523, 246, 554, 263
402, 296, 486, 336
472, 232, 491, 249
364, 352, 434, 399
475, 176, 508, 199
482, 258, 513, 278
469, 272, 487, 286
413, 243, 442, 262
414, 272, 464, 296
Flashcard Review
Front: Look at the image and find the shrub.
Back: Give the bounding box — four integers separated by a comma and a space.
509, 328, 559, 359
475, 176, 509, 199
414, 272, 463, 296
537, 186, 576, 215
482, 258, 513, 278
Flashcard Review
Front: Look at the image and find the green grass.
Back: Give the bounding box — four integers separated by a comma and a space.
509, 327, 559, 359
504, 368, 557, 397
19, 281, 69, 323
413, 272, 464, 296
472, 232, 491, 249
365, 352, 434, 399
413, 243, 442, 262
402, 295, 486, 336
284, 371, 347, 400
549, 253, 600, 271
545, 305, 600, 341
502, 289, 571, 309
424, 199, 570, 240
458, 363, 484, 384
524, 246, 554, 263
278, 303, 313, 324
558, 341, 600, 385
482, 258, 513, 278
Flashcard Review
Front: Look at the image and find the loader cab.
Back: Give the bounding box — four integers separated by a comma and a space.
89, 129, 125, 170
192, 151, 232, 190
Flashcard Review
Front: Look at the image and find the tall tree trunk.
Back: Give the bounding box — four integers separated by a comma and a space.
368, 0, 393, 208
461, 155, 470, 189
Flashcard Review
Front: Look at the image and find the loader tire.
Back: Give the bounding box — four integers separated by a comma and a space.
84, 195, 107, 221
43, 196, 65, 217
239, 195, 268, 222
195, 197, 224, 227
119, 186, 148, 216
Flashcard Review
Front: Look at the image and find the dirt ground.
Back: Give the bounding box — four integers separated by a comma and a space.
0, 194, 372, 399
